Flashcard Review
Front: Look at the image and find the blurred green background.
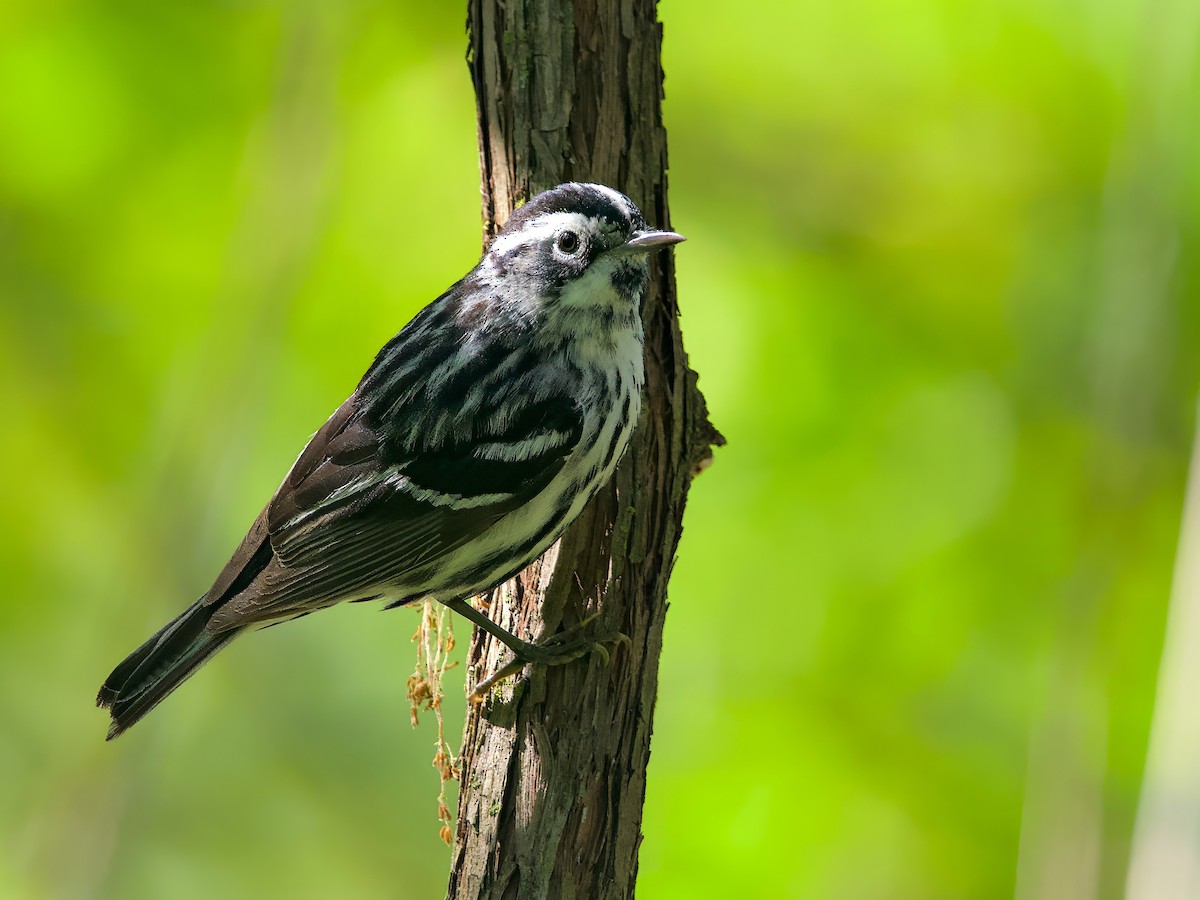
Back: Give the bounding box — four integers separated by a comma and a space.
2, 0, 1198, 897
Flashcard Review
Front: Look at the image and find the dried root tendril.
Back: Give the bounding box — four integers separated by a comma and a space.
406, 600, 460, 845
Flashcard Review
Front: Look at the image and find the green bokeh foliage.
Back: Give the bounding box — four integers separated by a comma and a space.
1, 1, 1197, 897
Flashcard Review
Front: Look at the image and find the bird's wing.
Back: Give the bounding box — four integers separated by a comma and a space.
202, 377, 584, 631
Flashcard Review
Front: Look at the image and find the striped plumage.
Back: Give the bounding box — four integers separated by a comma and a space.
97, 183, 683, 739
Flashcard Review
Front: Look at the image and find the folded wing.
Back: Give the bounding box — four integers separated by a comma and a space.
201, 355, 583, 631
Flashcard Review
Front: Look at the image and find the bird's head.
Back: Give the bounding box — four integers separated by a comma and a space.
476, 183, 684, 324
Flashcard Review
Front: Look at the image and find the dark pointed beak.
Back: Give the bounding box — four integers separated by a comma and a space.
624, 229, 687, 253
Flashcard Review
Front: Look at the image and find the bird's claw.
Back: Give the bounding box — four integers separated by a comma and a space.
468, 616, 628, 703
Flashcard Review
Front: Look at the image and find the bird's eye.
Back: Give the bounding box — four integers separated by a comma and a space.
556, 230, 581, 254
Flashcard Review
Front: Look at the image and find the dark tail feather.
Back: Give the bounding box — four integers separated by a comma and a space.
97, 600, 240, 740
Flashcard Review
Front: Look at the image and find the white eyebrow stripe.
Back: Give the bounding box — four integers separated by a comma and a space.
489, 211, 592, 255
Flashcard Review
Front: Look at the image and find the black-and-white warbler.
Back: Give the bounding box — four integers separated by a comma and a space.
97, 182, 684, 739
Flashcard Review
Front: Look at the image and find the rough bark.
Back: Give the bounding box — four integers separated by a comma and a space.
448, 2, 721, 898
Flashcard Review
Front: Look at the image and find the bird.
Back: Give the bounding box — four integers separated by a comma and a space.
96, 182, 685, 740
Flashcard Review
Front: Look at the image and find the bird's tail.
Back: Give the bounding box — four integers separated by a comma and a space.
97, 599, 240, 740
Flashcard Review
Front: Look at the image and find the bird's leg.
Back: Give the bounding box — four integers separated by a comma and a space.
441, 598, 627, 701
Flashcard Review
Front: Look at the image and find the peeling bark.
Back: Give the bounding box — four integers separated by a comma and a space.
448, 3, 721, 897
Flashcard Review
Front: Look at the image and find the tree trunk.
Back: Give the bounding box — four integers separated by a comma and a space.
447, 2, 720, 898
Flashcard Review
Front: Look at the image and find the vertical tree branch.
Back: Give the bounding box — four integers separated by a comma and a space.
1126, 398, 1200, 899
448, 2, 721, 897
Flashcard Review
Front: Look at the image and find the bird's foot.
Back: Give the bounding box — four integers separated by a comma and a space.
468, 615, 629, 702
